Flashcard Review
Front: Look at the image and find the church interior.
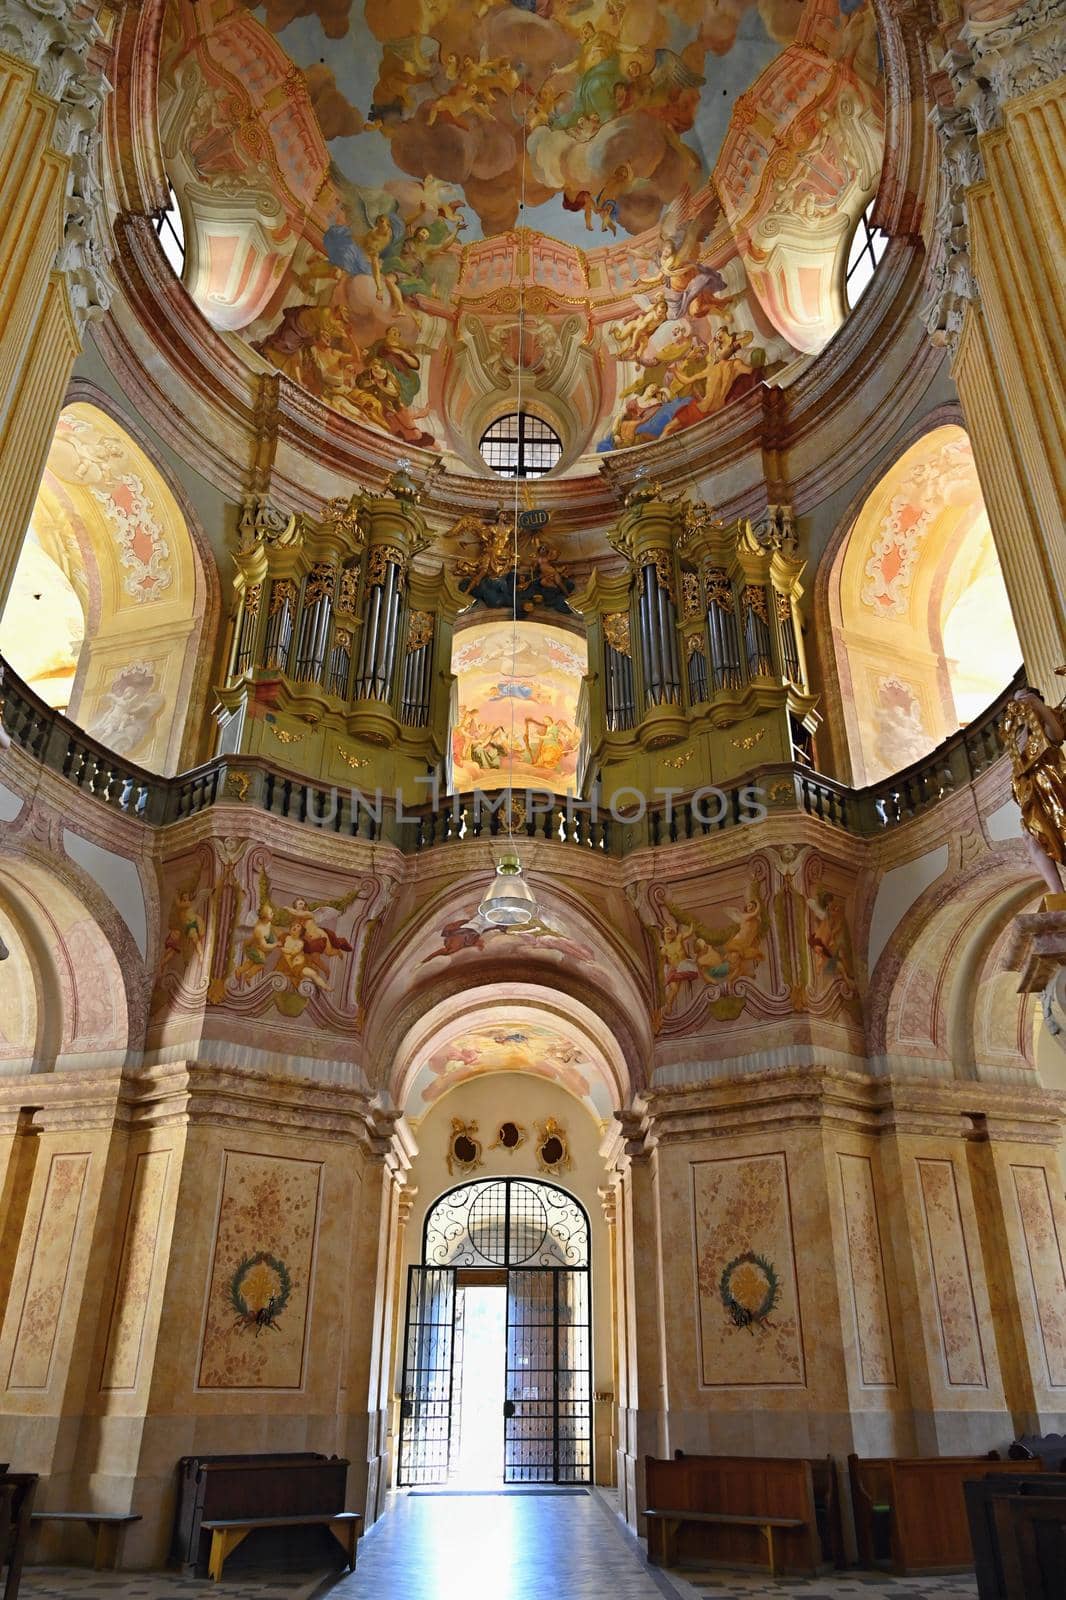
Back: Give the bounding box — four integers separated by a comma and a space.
1, 0, 1065, 1595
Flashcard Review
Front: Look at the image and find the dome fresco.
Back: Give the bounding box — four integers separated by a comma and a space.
160, 0, 883, 470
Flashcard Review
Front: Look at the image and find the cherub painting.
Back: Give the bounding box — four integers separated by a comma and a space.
159, 880, 206, 975
230, 870, 358, 1008
654, 888, 769, 1026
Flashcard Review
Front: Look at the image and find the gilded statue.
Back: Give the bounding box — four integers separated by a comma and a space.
1003, 687, 1066, 894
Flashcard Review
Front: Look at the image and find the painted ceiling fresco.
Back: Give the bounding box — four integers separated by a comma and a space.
405, 1016, 615, 1121
160, 0, 883, 465
450, 619, 587, 793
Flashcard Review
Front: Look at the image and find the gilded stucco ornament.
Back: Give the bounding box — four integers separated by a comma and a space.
1002, 686, 1066, 894
0, 0, 116, 333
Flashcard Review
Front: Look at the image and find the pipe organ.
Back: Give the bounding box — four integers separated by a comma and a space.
216, 472, 818, 798
215, 467, 463, 788
574, 483, 819, 789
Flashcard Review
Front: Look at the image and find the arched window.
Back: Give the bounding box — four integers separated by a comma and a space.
423, 1178, 590, 1269
0, 402, 209, 773
845, 201, 889, 310
829, 425, 1022, 785
152, 184, 186, 277
479, 412, 562, 479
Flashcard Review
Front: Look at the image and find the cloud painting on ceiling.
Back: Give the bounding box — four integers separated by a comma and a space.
160, 0, 883, 462
406, 1017, 615, 1121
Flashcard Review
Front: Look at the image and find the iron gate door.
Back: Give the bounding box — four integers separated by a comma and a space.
504, 1268, 591, 1484
396, 1265, 456, 1486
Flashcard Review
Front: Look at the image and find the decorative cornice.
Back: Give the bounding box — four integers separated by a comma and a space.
0, 0, 116, 335
955, 0, 1066, 132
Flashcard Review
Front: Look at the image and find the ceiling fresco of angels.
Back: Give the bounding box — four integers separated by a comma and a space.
160, 0, 883, 462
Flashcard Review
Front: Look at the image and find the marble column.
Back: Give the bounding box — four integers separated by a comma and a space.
0, 0, 114, 606
924, 1, 1066, 696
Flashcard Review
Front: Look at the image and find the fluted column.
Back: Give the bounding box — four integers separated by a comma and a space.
924, 2, 1066, 696
0, 2, 114, 606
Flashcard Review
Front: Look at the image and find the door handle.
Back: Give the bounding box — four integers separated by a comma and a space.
503, 1400, 515, 1419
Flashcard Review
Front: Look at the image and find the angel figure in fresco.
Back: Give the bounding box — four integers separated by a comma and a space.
610, 296, 671, 361
722, 890, 769, 979
635, 201, 728, 323
658, 913, 701, 1012
159, 884, 206, 975
421, 907, 598, 968
232, 872, 358, 994
323, 174, 407, 310
273, 895, 355, 991
233, 901, 278, 986
806, 890, 855, 986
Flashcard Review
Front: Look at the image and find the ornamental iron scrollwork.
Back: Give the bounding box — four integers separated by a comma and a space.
423, 1177, 589, 1269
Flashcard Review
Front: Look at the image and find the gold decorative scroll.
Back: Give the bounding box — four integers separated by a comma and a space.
775, 590, 792, 622
303, 562, 336, 606
603, 612, 631, 657
642, 549, 675, 602
269, 579, 297, 616
336, 567, 360, 615
242, 583, 262, 618
406, 610, 434, 652
742, 584, 769, 624
705, 567, 733, 611
681, 571, 702, 619
366, 544, 407, 589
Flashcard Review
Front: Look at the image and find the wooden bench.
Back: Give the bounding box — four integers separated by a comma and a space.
643, 1455, 823, 1576
172, 1452, 351, 1577
645, 1509, 804, 1576
849, 1454, 1042, 1574
29, 1512, 140, 1571
201, 1511, 361, 1583
964, 1472, 1066, 1599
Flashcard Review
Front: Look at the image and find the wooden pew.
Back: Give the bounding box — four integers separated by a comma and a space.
0, 1474, 37, 1600
670, 1452, 843, 1568
993, 1493, 1066, 1599
30, 1511, 140, 1570
964, 1472, 1066, 1600
643, 1455, 823, 1576
849, 1455, 1042, 1574
171, 1453, 351, 1577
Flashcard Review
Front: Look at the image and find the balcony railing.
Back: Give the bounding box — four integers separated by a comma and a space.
0, 662, 1020, 855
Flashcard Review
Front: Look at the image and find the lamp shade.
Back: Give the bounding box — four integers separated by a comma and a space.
478, 854, 538, 927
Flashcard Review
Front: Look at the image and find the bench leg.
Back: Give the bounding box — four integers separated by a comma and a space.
208, 1527, 251, 1582
763, 1525, 777, 1579
91, 1521, 121, 1570
329, 1518, 357, 1571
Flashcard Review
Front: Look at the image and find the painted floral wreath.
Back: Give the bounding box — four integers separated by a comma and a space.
229, 1251, 292, 1336
719, 1251, 780, 1331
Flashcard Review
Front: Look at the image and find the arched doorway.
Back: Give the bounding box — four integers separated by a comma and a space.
398, 1177, 592, 1490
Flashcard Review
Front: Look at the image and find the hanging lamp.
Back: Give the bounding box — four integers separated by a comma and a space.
478, 851, 538, 927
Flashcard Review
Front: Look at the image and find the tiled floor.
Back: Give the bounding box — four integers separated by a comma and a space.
20, 1492, 980, 1600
